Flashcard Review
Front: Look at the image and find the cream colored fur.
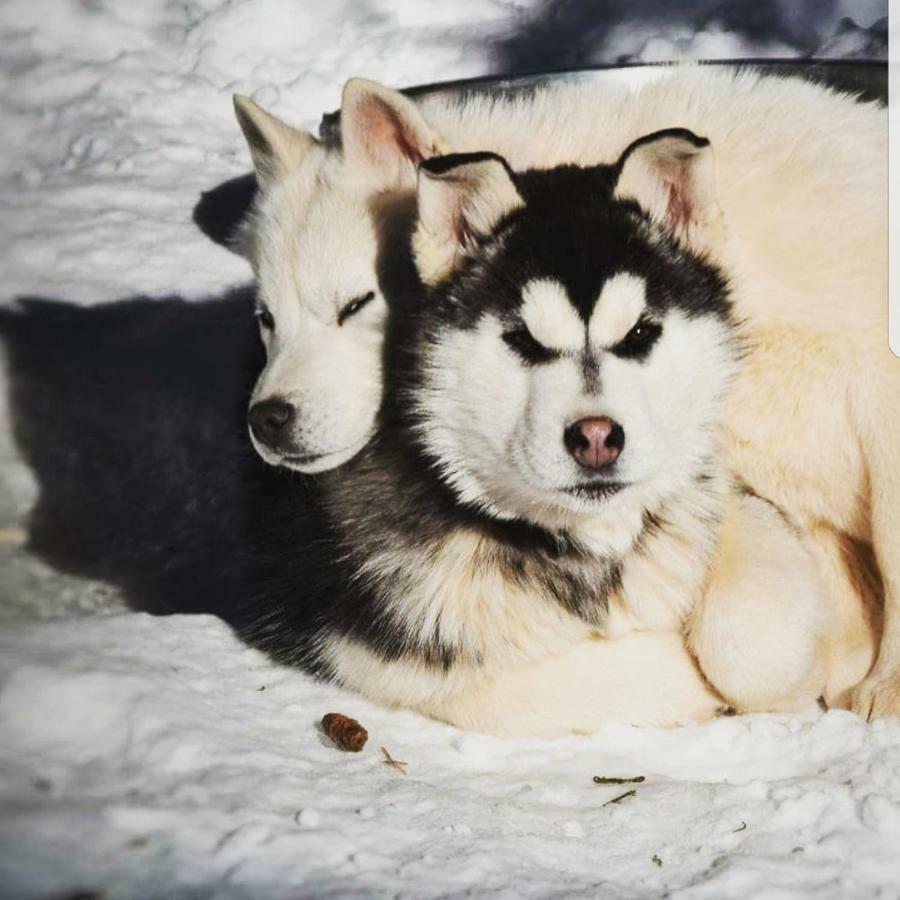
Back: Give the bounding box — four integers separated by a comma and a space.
317, 508, 726, 734
235, 67, 893, 729
688, 492, 829, 713
415, 633, 724, 738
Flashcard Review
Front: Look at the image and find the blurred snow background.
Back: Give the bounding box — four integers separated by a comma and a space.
0, 1, 894, 898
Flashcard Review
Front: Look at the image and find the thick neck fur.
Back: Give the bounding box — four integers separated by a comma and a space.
312, 416, 727, 710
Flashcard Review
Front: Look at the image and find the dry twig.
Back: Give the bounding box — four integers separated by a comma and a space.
380, 746, 408, 774
603, 789, 636, 807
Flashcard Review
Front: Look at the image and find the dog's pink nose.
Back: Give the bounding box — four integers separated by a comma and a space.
563, 416, 625, 469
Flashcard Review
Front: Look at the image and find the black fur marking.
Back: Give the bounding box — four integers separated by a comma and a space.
502, 327, 559, 365
420, 150, 515, 179
417, 161, 730, 339
515, 551, 619, 623
581, 349, 602, 393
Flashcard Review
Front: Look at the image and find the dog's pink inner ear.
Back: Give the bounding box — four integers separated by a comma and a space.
413, 155, 524, 285
659, 156, 697, 234
342, 81, 439, 185
359, 98, 427, 166
421, 158, 522, 246
614, 130, 721, 250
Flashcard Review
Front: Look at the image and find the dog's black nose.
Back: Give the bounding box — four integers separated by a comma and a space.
248, 398, 295, 449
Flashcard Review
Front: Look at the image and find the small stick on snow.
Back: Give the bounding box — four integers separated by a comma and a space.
593, 775, 645, 785
733, 821, 747, 832
603, 789, 636, 807
380, 746, 408, 774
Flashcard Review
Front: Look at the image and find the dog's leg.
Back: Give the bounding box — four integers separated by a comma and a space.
849, 348, 900, 719
429, 632, 723, 738
804, 525, 881, 710
688, 492, 829, 713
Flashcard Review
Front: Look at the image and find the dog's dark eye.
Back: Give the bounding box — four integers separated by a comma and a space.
338, 291, 376, 326
502, 328, 558, 365
255, 305, 275, 331
611, 317, 662, 360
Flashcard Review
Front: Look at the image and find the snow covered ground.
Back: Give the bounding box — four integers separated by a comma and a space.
0, 1, 895, 897
2, 614, 899, 899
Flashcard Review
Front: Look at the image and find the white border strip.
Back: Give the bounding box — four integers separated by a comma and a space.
890, 15, 899, 356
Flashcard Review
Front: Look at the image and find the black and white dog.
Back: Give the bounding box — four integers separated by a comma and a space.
234, 143, 769, 736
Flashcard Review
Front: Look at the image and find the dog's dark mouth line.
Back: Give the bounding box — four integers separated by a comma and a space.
565, 481, 627, 498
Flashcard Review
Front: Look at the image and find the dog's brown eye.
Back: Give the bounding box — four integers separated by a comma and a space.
611, 317, 662, 360
255, 305, 275, 331
338, 291, 376, 326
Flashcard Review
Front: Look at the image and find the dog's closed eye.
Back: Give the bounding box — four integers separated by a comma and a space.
255, 304, 275, 331
502, 328, 559, 365
338, 291, 376, 326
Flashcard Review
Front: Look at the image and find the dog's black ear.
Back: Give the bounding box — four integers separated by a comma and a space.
341, 78, 446, 187
413, 152, 524, 285
233, 95, 317, 185
614, 128, 723, 252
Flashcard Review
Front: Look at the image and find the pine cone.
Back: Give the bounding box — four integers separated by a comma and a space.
321, 712, 368, 752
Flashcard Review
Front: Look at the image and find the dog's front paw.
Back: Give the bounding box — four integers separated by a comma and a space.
851, 669, 900, 721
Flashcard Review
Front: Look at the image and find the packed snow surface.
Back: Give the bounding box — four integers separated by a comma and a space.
2, 614, 900, 899
0, 1, 895, 897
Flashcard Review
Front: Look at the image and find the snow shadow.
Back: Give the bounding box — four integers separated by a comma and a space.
0, 290, 277, 619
